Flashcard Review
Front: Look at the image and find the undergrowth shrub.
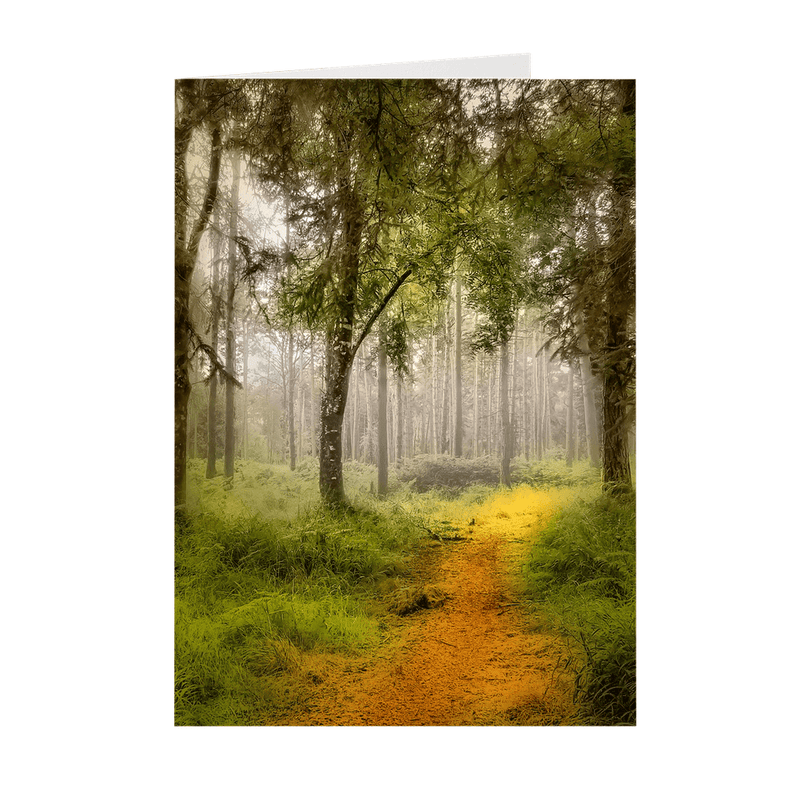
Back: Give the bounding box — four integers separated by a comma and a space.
396, 454, 601, 495
397, 454, 502, 493
516, 457, 601, 489
525, 490, 636, 725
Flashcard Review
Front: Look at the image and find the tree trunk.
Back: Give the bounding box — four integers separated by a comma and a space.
319, 182, 363, 504
578, 330, 602, 469
510, 320, 518, 462
206, 203, 221, 479
542, 341, 551, 452
242, 315, 249, 460
472, 350, 479, 458
310, 334, 318, 458
499, 338, 512, 487
377, 337, 388, 496
320, 332, 355, 503
364, 362, 372, 463
602, 307, 632, 489
288, 329, 296, 470
534, 330, 543, 461
522, 318, 530, 460
565, 365, 575, 467
224, 151, 240, 481
349, 355, 359, 461
284, 198, 297, 471
454, 276, 463, 457
601, 79, 635, 492
175, 120, 221, 507
395, 371, 403, 465
439, 310, 450, 455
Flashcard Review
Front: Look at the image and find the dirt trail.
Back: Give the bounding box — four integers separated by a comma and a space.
277, 488, 577, 726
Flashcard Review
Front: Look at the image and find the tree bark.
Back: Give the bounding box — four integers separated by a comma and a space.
284, 197, 297, 471
288, 329, 296, 470
242, 315, 249, 460
578, 330, 601, 469
206, 203, 221, 479
395, 371, 403, 465
364, 362, 373, 463
318, 182, 362, 504
565, 364, 575, 467
377, 337, 388, 495
473, 350, 479, 458
454, 276, 463, 456
175, 117, 221, 507
601, 79, 635, 492
439, 309, 450, 455
499, 338, 512, 487
224, 151, 240, 481
310, 334, 318, 458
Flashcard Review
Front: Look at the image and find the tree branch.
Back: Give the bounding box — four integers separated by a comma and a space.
185, 127, 222, 268
188, 323, 243, 388
352, 267, 413, 354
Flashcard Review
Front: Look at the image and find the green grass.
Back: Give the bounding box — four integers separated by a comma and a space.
176, 461, 424, 726
177, 456, 624, 725
524, 489, 636, 725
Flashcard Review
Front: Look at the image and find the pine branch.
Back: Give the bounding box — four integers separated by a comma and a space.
352, 267, 413, 354
188, 324, 242, 388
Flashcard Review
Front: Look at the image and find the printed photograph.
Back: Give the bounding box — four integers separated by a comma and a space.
174, 78, 636, 726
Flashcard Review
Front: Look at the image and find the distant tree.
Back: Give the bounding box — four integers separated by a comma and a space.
206, 204, 222, 478
224, 150, 241, 481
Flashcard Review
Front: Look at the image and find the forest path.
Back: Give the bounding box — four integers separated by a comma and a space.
276, 487, 577, 726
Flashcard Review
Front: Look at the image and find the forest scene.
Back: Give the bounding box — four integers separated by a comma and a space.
175, 77, 635, 726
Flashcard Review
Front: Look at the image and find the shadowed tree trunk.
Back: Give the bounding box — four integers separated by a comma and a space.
175, 109, 222, 507
601, 79, 635, 492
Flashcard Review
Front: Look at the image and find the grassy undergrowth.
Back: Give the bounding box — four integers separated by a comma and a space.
176, 460, 424, 726
177, 456, 612, 725
525, 488, 636, 725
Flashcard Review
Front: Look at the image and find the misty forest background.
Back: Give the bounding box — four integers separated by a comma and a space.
176, 79, 634, 503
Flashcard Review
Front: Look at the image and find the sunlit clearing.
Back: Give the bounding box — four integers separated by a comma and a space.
476, 486, 577, 538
